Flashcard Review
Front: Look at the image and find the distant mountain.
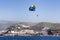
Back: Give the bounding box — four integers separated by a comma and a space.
0, 20, 19, 30
0, 21, 60, 31
19, 22, 37, 26
5, 22, 60, 31
1, 22, 60, 36
30, 22, 60, 31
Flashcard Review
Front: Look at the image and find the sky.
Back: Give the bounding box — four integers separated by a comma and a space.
0, 0, 60, 22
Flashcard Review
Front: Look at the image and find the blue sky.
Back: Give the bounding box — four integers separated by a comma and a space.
0, 0, 60, 22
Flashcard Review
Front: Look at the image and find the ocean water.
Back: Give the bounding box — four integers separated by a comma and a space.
0, 36, 60, 40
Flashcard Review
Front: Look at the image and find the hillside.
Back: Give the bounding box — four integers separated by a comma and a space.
0, 22, 60, 36
30, 22, 60, 31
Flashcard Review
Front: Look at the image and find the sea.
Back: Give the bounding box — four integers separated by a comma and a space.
0, 36, 60, 40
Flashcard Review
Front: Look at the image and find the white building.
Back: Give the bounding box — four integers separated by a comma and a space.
41, 27, 50, 36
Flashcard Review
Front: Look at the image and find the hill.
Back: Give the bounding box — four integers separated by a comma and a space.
30, 22, 60, 31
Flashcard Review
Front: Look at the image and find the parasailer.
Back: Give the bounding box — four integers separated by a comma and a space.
29, 4, 39, 17
37, 14, 38, 17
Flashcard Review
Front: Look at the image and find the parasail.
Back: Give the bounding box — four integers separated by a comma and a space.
29, 5, 36, 11
29, 4, 38, 17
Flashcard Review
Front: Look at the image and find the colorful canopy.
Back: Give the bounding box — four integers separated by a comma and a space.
29, 5, 36, 11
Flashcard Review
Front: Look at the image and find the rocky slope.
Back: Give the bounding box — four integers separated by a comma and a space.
0, 22, 60, 36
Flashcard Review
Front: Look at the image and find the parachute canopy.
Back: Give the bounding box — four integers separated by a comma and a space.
29, 5, 36, 11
